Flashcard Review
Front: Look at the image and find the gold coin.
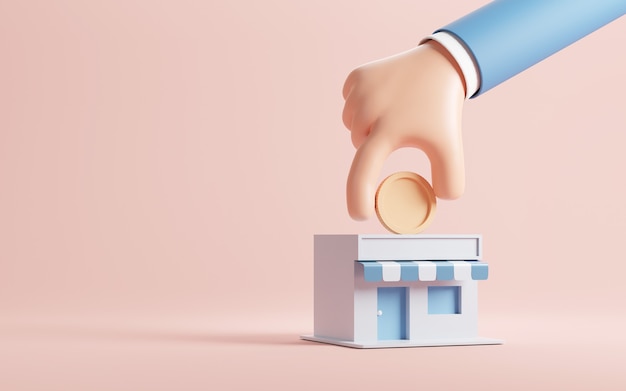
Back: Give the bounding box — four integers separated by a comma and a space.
375, 172, 437, 234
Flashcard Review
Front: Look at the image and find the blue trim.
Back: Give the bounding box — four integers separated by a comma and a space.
398, 261, 419, 281
357, 261, 489, 281
361, 261, 383, 282
435, 262, 454, 281
471, 262, 489, 280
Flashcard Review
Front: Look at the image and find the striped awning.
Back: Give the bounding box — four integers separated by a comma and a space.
358, 261, 488, 282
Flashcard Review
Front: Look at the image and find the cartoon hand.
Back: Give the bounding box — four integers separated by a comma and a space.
342, 41, 467, 220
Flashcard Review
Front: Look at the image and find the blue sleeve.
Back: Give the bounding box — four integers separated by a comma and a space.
437, 0, 626, 97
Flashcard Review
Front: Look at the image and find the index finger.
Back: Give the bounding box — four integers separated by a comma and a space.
342, 69, 360, 100
346, 129, 394, 220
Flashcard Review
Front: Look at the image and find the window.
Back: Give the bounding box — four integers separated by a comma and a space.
428, 286, 461, 314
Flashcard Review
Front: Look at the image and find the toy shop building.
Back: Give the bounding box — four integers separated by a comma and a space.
302, 234, 502, 348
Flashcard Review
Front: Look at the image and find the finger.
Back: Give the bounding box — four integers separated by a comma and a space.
350, 109, 375, 149
428, 132, 465, 200
342, 92, 357, 130
347, 129, 394, 220
342, 69, 360, 100
343, 92, 379, 148
350, 124, 369, 150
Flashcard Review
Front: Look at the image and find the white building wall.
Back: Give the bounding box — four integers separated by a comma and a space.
313, 235, 358, 341
353, 264, 378, 342
409, 280, 478, 340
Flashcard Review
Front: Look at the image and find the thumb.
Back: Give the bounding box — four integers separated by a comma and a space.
428, 128, 465, 200
346, 130, 394, 220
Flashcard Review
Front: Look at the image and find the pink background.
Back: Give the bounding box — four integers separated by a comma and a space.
1, 0, 626, 389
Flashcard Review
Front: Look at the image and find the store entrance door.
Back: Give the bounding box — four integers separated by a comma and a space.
377, 287, 407, 340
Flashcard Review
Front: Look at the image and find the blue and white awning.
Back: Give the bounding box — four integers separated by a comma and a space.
358, 261, 488, 282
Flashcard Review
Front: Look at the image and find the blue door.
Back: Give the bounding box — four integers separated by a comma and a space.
377, 287, 407, 340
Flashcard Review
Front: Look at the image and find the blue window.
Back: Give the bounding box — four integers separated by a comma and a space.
428, 286, 461, 314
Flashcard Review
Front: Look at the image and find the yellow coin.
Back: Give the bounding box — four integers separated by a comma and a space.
375, 172, 437, 234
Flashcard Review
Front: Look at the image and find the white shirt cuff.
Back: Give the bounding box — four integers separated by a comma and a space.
420, 32, 480, 99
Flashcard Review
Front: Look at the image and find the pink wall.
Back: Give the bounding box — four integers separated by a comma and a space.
2, 0, 625, 323
1, 1, 626, 388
